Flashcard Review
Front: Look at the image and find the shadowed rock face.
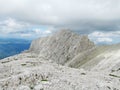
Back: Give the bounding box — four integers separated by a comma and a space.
29, 30, 95, 65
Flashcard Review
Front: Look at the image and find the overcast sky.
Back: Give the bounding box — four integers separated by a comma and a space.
0, 0, 120, 44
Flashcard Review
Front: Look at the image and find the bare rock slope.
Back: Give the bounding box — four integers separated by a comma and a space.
0, 30, 120, 90
0, 53, 120, 90
29, 30, 95, 65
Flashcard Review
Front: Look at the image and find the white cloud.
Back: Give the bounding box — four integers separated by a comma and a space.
34, 28, 52, 37
88, 31, 120, 44
89, 31, 120, 38
0, 17, 54, 39
0, 18, 30, 34
97, 38, 113, 42
0, 0, 120, 25
34, 29, 42, 34
44, 30, 52, 34
5, 18, 21, 28
0, 0, 120, 44
20, 33, 32, 37
88, 31, 113, 37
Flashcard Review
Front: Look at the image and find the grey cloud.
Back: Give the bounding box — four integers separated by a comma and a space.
0, 0, 120, 26
0, 0, 120, 43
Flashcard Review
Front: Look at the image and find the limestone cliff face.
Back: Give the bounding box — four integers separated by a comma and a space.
29, 30, 95, 65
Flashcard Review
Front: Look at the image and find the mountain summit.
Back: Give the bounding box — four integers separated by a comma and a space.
29, 30, 95, 65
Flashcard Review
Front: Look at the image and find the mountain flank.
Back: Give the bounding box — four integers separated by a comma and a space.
29, 30, 95, 65
0, 30, 119, 90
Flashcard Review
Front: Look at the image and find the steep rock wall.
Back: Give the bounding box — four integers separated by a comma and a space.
29, 30, 95, 65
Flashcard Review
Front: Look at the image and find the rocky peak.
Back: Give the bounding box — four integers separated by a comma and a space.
29, 29, 95, 65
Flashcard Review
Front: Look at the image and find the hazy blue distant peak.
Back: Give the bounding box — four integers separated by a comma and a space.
0, 38, 31, 44
0, 38, 30, 59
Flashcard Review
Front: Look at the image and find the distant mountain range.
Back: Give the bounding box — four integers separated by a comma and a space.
0, 38, 31, 59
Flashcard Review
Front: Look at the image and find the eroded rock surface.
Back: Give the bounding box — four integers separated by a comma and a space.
29, 30, 95, 65
0, 53, 120, 90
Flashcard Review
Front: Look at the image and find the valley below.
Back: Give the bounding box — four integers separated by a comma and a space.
0, 38, 30, 59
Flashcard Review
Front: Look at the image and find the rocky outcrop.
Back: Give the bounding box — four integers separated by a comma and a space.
29, 30, 95, 65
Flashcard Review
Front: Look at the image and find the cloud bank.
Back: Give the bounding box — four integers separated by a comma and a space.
0, 0, 120, 44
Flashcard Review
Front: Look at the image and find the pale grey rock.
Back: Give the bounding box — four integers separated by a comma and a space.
17, 85, 30, 90
30, 29, 95, 65
0, 30, 119, 90
34, 84, 43, 90
0, 53, 119, 90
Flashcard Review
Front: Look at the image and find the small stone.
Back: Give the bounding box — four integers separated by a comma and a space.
17, 85, 30, 90
34, 84, 44, 90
